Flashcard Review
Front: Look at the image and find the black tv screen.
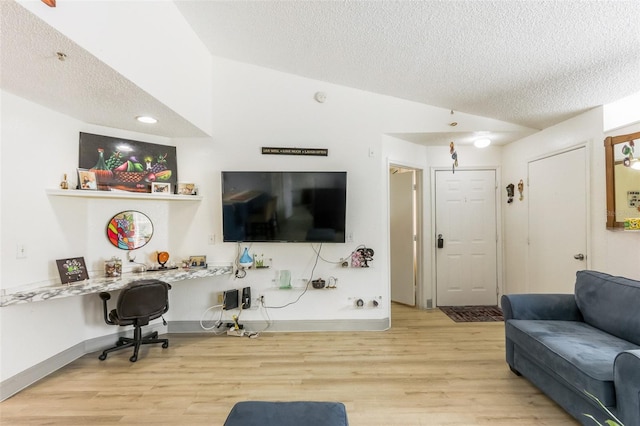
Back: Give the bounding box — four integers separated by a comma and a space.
222, 171, 347, 243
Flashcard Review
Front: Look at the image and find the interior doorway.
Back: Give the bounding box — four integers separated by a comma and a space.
434, 169, 498, 306
527, 146, 588, 293
389, 165, 423, 307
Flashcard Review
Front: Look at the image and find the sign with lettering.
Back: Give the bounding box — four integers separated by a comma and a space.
261, 147, 328, 156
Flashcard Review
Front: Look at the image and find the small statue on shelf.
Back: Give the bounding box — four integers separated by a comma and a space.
60, 173, 69, 190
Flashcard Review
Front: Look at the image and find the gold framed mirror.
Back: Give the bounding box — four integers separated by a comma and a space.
605, 131, 640, 228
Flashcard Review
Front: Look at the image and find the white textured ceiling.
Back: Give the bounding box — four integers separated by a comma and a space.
176, 0, 640, 133
0, 1, 206, 138
2, 1, 639, 144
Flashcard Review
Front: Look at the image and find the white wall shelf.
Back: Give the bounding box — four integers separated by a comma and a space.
46, 188, 202, 201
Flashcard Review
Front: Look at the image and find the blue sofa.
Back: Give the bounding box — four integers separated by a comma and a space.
502, 270, 640, 425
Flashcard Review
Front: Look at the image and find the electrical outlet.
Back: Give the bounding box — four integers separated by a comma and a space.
217, 293, 223, 304
16, 244, 27, 259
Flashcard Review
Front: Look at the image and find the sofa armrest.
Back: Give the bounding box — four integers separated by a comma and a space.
614, 350, 640, 425
501, 294, 583, 321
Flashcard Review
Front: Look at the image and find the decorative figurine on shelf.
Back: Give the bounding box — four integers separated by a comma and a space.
518, 179, 524, 201
351, 247, 375, 267
60, 173, 69, 190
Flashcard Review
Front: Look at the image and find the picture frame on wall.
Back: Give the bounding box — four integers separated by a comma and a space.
177, 182, 197, 195
78, 132, 178, 193
151, 182, 171, 194
77, 169, 97, 190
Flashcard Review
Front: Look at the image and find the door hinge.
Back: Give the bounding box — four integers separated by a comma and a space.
413, 234, 417, 242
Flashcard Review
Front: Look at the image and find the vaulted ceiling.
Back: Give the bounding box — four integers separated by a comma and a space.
176, 0, 640, 131
2, 1, 639, 145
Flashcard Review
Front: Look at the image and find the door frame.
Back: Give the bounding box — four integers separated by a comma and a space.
526, 143, 591, 292
387, 160, 424, 309
430, 166, 503, 308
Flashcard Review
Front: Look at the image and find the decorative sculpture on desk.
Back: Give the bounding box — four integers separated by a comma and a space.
157, 251, 170, 269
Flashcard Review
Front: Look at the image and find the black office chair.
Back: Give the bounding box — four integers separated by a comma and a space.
98, 279, 171, 362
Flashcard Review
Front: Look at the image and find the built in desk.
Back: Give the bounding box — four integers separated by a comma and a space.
0, 266, 232, 307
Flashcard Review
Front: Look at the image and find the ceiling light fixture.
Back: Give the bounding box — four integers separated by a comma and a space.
136, 116, 158, 124
474, 138, 491, 148
41, 0, 56, 7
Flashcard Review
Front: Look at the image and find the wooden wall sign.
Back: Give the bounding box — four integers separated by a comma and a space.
262, 147, 328, 156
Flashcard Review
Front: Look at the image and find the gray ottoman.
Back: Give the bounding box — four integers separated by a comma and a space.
224, 401, 348, 426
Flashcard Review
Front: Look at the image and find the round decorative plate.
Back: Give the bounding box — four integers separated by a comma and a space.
106, 210, 153, 250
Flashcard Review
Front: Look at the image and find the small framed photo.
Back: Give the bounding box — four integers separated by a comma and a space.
189, 255, 207, 268
151, 182, 171, 194
177, 182, 197, 195
77, 169, 97, 190
56, 257, 89, 284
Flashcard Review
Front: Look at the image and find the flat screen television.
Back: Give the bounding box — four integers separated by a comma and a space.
222, 171, 347, 243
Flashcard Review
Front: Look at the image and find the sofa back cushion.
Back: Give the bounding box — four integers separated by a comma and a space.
575, 270, 640, 345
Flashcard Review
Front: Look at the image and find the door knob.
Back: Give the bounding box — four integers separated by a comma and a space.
437, 234, 444, 249
573, 253, 585, 261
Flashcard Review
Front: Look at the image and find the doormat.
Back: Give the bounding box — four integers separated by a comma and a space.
439, 305, 504, 323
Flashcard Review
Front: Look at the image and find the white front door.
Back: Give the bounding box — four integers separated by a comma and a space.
528, 147, 587, 293
435, 170, 497, 306
390, 170, 416, 306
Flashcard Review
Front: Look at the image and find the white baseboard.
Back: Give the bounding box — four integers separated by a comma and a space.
169, 318, 390, 333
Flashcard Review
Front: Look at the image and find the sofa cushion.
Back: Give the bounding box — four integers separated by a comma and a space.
507, 319, 640, 406
575, 270, 640, 345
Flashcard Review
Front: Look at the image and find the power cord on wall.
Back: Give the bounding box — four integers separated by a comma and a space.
311, 243, 367, 266
263, 243, 323, 309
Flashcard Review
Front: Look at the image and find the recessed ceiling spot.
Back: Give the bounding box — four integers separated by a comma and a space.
474, 138, 491, 148
136, 116, 158, 124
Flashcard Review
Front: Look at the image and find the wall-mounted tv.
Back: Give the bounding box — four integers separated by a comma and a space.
222, 171, 347, 243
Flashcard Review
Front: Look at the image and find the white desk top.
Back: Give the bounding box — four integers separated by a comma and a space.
0, 266, 232, 307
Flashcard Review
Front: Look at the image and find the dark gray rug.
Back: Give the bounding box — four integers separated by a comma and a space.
439, 305, 504, 322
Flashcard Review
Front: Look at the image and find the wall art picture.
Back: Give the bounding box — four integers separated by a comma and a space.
78, 132, 177, 192
106, 210, 154, 250
56, 257, 89, 284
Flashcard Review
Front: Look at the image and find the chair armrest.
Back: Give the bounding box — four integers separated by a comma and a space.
614, 350, 640, 425
501, 294, 583, 321
99, 292, 115, 325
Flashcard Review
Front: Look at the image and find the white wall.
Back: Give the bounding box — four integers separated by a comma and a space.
0, 91, 179, 381
598, 121, 640, 276
502, 107, 640, 295
0, 55, 516, 385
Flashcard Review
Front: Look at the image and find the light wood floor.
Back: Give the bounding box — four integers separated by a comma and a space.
0, 303, 577, 425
